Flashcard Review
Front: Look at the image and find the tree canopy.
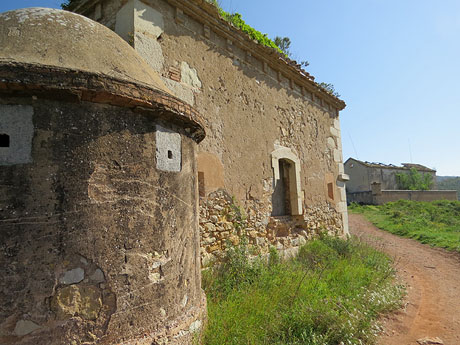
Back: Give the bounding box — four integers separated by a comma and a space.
396, 168, 434, 191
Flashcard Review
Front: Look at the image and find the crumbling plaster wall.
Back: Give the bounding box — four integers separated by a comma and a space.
84, 0, 348, 262
0, 98, 204, 345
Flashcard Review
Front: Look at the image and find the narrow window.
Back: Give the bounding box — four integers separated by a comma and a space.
0, 133, 10, 147
168, 150, 173, 159
328, 182, 334, 200
272, 159, 292, 216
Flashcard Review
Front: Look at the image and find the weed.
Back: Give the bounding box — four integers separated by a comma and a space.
201, 236, 404, 345
350, 200, 460, 253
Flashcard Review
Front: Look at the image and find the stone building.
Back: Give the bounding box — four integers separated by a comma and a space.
344, 158, 457, 204
344, 158, 436, 193
0, 2, 350, 344
69, 0, 349, 264
0, 8, 205, 345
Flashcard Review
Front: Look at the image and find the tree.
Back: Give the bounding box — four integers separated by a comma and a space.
274, 36, 309, 67
274, 36, 292, 57
61, 0, 78, 10
318, 82, 340, 98
396, 168, 434, 191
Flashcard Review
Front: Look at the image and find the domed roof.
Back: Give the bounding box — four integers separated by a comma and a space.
0, 7, 170, 94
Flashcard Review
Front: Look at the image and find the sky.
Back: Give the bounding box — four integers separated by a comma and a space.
1, 0, 459, 175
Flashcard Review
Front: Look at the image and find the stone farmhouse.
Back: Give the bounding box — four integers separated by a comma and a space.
69, 0, 349, 260
345, 157, 436, 193
0, 1, 348, 344
345, 158, 457, 204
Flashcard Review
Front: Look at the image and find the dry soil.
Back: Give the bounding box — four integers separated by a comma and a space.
349, 214, 460, 345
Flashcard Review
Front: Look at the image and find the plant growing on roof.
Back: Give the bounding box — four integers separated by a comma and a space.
318, 82, 341, 98
61, 0, 79, 10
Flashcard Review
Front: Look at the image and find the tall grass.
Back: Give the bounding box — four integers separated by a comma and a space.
350, 200, 460, 253
201, 237, 404, 345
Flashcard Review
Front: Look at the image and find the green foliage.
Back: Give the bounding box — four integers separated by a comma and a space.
350, 200, 460, 252
221, 12, 284, 54
204, 0, 283, 55
61, 0, 78, 10
318, 82, 341, 98
396, 167, 433, 190
274, 36, 292, 56
202, 237, 404, 345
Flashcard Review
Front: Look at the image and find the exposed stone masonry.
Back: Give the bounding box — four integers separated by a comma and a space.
199, 190, 343, 266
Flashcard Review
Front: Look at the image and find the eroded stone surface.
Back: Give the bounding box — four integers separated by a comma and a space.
51, 285, 102, 320
89, 269, 105, 284
13, 320, 41, 336
59, 267, 85, 285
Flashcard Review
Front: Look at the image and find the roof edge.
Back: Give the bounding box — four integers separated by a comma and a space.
69, 0, 346, 111
345, 157, 436, 173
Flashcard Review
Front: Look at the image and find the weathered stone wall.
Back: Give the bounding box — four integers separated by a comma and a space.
345, 159, 438, 193
76, 0, 349, 262
0, 97, 205, 345
347, 189, 458, 205
375, 190, 458, 204
199, 190, 343, 267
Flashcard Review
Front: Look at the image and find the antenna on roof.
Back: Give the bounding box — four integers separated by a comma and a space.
408, 138, 413, 163
348, 131, 359, 159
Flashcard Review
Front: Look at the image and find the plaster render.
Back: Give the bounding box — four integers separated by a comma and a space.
181, 61, 202, 89
116, 0, 165, 72
0, 8, 206, 345
0, 105, 33, 165
156, 124, 182, 172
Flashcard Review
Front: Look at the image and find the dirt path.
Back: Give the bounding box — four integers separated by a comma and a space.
349, 214, 460, 345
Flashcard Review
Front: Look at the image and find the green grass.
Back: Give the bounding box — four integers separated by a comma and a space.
201, 237, 404, 345
350, 200, 460, 253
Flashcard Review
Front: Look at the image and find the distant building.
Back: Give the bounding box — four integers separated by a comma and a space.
344, 158, 436, 193
344, 158, 457, 204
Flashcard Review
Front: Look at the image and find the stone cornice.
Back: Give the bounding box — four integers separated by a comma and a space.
0, 62, 206, 143
169, 0, 345, 111
66, 0, 100, 14
68, 0, 346, 112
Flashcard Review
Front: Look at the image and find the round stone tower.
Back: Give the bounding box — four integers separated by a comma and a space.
0, 8, 205, 345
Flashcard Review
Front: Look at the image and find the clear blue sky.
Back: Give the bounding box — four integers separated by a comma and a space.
1, 1, 459, 176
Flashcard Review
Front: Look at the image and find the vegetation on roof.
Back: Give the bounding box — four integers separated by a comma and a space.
206, 0, 284, 55
206, 1, 340, 99
61, 0, 78, 10
318, 82, 340, 98
62, 0, 341, 100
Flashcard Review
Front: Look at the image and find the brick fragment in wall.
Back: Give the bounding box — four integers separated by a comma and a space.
168, 66, 181, 82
